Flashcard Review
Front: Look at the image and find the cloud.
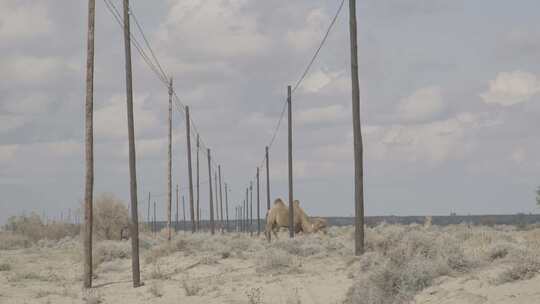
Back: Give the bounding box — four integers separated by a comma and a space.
510, 146, 526, 164
0, 2, 52, 41
287, 8, 328, 51
0, 115, 26, 134
396, 86, 445, 123
157, 0, 270, 60
480, 71, 540, 106
297, 105, 348, 125
0, 55, 72, 85
0, 144, 19, 164
94, 94, 160, 140
365, 112, 500, 164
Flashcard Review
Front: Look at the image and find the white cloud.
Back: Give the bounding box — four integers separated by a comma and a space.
396, 86, 445, 123
510, 146, 526, 164
365, 112, 500, 164
157, 0, 270, 60
0, 2, 52, 40
480, 71, 540, 106
0, 55, 70, 84
287, 8, 328, 51
297, 105, 348, 125
94, 94, 160, 140
46, 140, 81, 157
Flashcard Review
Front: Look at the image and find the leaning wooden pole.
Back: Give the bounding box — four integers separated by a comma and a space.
256, 168, 261, 236
225, 183, 229, 232
167, 78, 173, 241
287, 85, 294, 238
122, 0, 141, 286
218, 165, 224, 233
265, 146, 270, 211
182, 195, 186, 233
349, 0, 365, 255
207, 149, 215, 234
196, 134, 200, 231
185, 106, 196, 233
83, 0, 95, 289
175, 185, 179, 232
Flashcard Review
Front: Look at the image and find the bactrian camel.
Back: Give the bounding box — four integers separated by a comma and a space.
265, 198, 326, 241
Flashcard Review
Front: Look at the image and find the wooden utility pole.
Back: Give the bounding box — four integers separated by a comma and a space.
196, 134, 200, 231
153, 201, 156, 235
225, 183, 229, 232
349, 0, 365, 256
265, 146, 271, 211
250, 182, 253, 236
167, 78, 173, 241
256, 168, 260, 235
175, 185, 179, 232
83, 0, 95, 289
287, 85, 294, 238
207, 149, 215, 234
214, 171, 219, 230
122, 0, 141, 287
184, 106, 196, 233
245, 188, 249, 234
147, 193, 150, 231
218, 165, 224, 233
182, 195, 186, 233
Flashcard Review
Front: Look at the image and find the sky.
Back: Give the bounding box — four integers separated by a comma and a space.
1, 0, 540, 225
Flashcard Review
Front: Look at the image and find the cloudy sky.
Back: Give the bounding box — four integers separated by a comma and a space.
1, 0, 540, 225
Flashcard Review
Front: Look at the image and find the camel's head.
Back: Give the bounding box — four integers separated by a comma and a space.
311, 217, 328, 233
273, 198, 285, 205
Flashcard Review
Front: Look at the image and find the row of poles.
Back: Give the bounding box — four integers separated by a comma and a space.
82, 0, 365, 290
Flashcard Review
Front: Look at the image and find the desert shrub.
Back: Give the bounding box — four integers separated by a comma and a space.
149, 262, 169, 280
0, 262, 11, 271
346, 225, 474, 304
3, 214, 78, 242
93, 193, 129, 240
93, 240, 130, 267
495, 248, 540, 284
149, 282, 163, 297
256, 248, 302, 274
245, 287, 263, 304
0, 231, 32, 249
182, 276, 201, 296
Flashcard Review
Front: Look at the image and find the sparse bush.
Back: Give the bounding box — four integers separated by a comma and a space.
256, 248, 302, 274
149, 282, 163, 297
93, 240, 130, 267
495, 249, 540, 284
3, 214, 78, 242
93, 193, 129, 240
182, 276, 201, 296
0, 262, 12, 271
0, 231, 31, 250
245, 287, 263, 304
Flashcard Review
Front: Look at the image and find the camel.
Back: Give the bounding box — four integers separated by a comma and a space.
265, 198, 325, 241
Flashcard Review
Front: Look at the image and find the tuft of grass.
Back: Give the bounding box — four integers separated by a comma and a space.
495, 249, 540, 284
256, 249, 302, 274
93, 240, 130, 267
182, 276, 201, 296
149, 282, 163, 297
0, 262, 12, 271
245, 287, 263, 304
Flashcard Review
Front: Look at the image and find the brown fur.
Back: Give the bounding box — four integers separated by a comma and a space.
265, 198, 323, 241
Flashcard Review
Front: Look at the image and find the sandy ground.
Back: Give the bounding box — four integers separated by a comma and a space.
1, 225, 540, 304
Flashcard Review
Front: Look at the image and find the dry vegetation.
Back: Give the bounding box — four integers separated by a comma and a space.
1, 206, 540, 303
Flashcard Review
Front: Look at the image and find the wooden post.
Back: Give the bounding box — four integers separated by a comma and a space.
225, 183, 229, 232
182, 195, 186, 233
185, 106, 196, 233
83, 0, 95, 289
265, 146, 270, 211
218, 165, 224, 233
349, 0, 365, 255
257, 168, 261, 236
245, 188, 249, 234
147, 192, 150, 231
250, 182, 253, 236
175, 185, 179, 232
153, 201, 156, 236
122, 0, 141, 286
167, 78, 173, 241
287, 85, 294, 238
207, 149, 215, 234
196, 134, 200, 231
